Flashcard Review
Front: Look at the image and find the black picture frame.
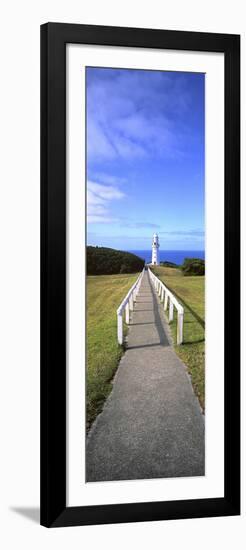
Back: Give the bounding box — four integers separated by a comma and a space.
41, 22, 240, 527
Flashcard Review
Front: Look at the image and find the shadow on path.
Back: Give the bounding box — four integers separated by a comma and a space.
148, 274, 170, 347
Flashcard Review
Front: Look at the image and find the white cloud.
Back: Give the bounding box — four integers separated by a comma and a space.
123, 222, 160, 229
87, 120, 117, 160
87, 180, 125, 224
87, 215, 118, 224
159, 229, 204, 237
86, 69, 191, 161
88, 181, 125, 201
92, 173, 127, 186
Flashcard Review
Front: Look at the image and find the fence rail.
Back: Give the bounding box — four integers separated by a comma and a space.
117, 268, 145, 345
148, 268, 184, 345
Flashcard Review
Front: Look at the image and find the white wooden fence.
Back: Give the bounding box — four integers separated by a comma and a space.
117, 268, 145, 345
148, 268, 184, 345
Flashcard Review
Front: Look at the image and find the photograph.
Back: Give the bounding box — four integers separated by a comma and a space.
40, 21, 240, 528
85, 66, 205, 482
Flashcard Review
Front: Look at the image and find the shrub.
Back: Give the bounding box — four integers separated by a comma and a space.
181, 258, 205, 276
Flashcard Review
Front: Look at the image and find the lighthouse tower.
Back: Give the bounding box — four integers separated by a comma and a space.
152, 233, 160, 265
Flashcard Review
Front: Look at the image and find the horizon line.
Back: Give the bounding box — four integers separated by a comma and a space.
87, 245, 205, 252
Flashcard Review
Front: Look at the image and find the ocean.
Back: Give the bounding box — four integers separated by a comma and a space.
128, 250, 205, 265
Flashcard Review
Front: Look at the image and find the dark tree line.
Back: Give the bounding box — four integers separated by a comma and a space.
87, 246, 145, 275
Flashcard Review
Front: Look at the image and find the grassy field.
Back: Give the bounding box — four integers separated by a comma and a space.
87, 272, 139, 429
152, 266, 205, 411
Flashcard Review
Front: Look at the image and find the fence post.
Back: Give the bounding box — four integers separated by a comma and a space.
164, 292, 168, 311
169, 300, 174, 322
161, 286, 164, 302
117, 312, 123, 345
129, 293, 134, 311
177, 311, 183, 345
125, 302, 130, 324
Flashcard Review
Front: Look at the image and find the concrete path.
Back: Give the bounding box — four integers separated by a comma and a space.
86, 271, 205, 482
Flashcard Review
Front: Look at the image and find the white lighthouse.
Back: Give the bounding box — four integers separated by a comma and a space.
152, 233, 160, 265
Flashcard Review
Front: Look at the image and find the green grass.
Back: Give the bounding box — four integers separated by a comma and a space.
152, 266, 205, 411
87, 272, 139, 430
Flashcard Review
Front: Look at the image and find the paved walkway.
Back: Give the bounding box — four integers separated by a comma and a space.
86, 271, 205, 482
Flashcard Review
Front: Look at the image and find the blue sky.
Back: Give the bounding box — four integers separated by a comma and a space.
86, 67, 205, 251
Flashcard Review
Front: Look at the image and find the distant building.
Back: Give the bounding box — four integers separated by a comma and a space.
152, 233, 160, 265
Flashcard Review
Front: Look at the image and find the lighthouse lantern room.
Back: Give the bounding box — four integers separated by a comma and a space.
152, 233, 160, 265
